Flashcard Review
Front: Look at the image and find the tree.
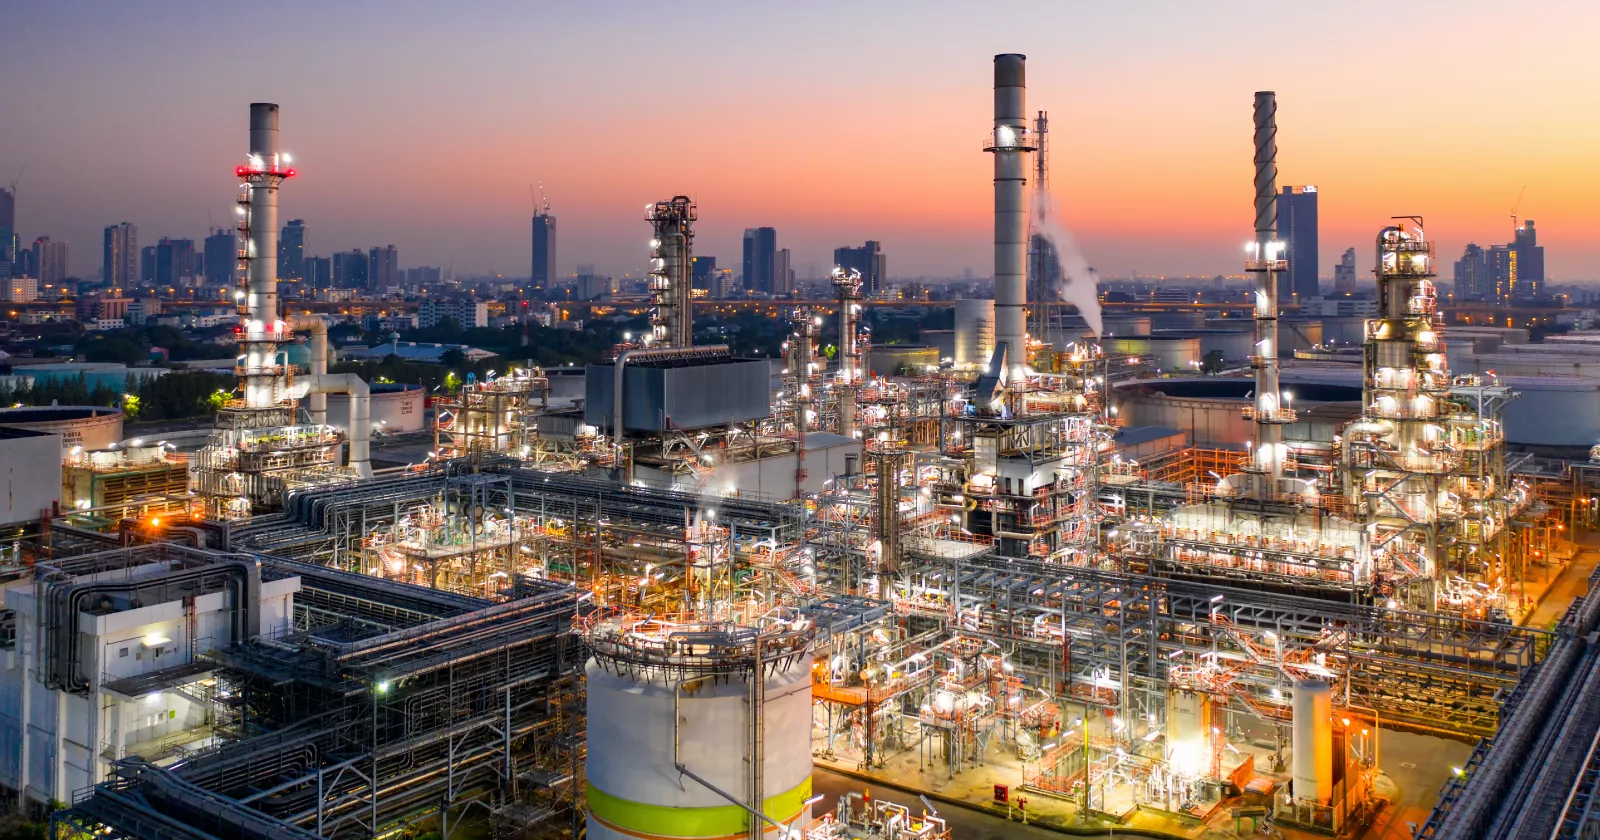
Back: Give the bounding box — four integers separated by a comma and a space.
439, 348, 467, 369
1200, 349, 1226, 374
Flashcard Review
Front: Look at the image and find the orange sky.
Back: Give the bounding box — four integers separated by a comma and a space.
2, 1, 1596, 281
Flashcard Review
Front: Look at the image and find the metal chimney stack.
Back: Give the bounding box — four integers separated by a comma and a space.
987, 54, 1036, 390
239, 103, 294, 408
1247, 92, 1286, 495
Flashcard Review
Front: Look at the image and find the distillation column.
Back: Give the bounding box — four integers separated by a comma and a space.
1246, 92, 1288, 496
832, 267, 863, 439
239, 104, 295, 408
647, 196, 697, 348
985, 54, 1036, 389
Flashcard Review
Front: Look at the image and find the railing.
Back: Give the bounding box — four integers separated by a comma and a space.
1240, 405, 1297, 423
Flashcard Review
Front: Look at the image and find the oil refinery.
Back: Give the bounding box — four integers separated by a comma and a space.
2, 54, 1599, 840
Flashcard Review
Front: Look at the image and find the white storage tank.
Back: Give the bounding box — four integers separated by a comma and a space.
954, 299, 995, 370
0, 405, 124, 454
585, 617, 814, 840
327, 383, 426, 434
1165, 328, 1253, 364
1292, 680, 1334, 805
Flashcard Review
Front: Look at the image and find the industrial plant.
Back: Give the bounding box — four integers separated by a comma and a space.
1, 53, 1598, 840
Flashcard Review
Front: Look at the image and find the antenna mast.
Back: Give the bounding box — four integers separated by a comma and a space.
1028, 110, 1051, 343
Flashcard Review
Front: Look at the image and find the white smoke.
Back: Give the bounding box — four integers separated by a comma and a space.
1033, 192, 1103, 337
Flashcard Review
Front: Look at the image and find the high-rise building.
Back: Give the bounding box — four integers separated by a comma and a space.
140, 245, 157, 284
333, 250, 368, 288
691, 256, 717, 290
305, 256, 333, 289
834, 241, 887, 294
405, 266, 442, 288
531, 212, 556, 289
1332, 247, 1357, 295
102, 222, 138, 288
419, 299, 489, 329
0, 187, 14, 277
155, 238, 198, 287
204, 228, 237, 285
1512, 220, 1544, 300
741, 227, 777, 294
1452, 244, 1492, 301
1486, 245, 1520, 302
278, 219, 307, 281
32, 237, 67, 286
1278, 186, 1319, 301
14, 243, 38, 280
773, 248, 794, 296
368, 245, 398, 290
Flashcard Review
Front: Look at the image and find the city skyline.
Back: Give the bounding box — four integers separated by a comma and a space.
1, 1, 1596, 283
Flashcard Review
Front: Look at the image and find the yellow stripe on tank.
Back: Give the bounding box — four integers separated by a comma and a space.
586, 776, 812, 839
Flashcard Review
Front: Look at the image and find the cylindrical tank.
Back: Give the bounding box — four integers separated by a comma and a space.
1292, 679, 1333, 805
1280, 318, 1325, 354
868, 345, 940, 376
922, 329, 956, 363
1148, 310, 1206, 331
1318, 316, 1368, 347
1104, 335, 1200, 372
585, 622, 813, 840
0, 406, 124, 453
1501, 376, 1600, 446
327, 383, 425, 434
1102, 315, 1151, 337
1166, 688, 1211, 777
954, 299, 996, 370
1165, 328, 1253, 364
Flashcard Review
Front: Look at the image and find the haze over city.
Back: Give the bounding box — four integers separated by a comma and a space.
2, 0, 1596, 281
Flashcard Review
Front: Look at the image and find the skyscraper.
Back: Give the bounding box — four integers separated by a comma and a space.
1453, 244, 1492, 301
1332, 247, 1357, 295
140, 245, 157, 284
0, 187, 14, 277
155, 238, 198, 286
1278, 186, 1319, 301
305, 256, 333, 290
368, 245, 398, 290
1487, 245, 1517, 301
278, 219, 307, 281
1512, 220, 1544, 300
833, 241, 887, 294
102, 222, 137, 288
333, 250, 368, 288
741, 227, 777, 294
531, 211, 556, 290
204, 228, 237, 285
773, 248, 793, 296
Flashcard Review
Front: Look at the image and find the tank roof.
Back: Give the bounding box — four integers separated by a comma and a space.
0, 405, 122, 423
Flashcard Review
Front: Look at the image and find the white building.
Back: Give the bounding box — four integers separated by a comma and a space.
418, 299, 489, 329
0, 545, 299, 805
4, 278, 38, 303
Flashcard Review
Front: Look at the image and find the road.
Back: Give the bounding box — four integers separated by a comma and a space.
812, 767, 1111, 839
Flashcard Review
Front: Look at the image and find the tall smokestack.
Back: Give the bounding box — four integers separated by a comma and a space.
1248, 92, 1286, 495
240, 103, 294, 408
988, 54, 1034, 390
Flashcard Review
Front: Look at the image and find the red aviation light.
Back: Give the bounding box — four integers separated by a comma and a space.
236, 166, 248, 176
285, 168, 296, 177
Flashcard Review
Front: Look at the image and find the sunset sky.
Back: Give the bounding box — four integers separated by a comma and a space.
3, 0, 1596, 282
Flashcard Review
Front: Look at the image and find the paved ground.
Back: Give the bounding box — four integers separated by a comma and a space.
1526, 535, 1599, 628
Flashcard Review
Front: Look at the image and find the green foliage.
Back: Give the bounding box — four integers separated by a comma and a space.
1200, 349, 1226, 374
0, 371, 237, 422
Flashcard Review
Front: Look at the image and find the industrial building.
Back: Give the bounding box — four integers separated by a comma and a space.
0, 58, 1592, 840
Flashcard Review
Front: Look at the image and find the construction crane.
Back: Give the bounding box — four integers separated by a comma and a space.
1511, 185, 1526, 232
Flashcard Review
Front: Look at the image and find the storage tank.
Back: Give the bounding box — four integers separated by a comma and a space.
1102, 315, 1151, 337
1318, 317, 1368, 347
1292, 680, 1334, 805
1280, 318, 1325, 354
327, 383, 426, 434
585, 617, 814, 840
867, 345, 940, 376
922, 329, 956, 363
1500, 376, 1600, 447
0, 406, 124, 453
1104, 335, 1201, 372
954, 299, 995, 370
1148, 310, 1206, 331
1165, 688, 1211, 777
1163, 328, 1253, 364
1112, 378, 1362, 447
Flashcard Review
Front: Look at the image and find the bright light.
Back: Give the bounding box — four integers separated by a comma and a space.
377, 681, 391, 694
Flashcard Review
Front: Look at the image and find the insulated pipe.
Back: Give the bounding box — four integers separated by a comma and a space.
291, 314, 329, 426
296, 374, 371, 477
1250, 91, 1285, 496
989, 54, 1033, 390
